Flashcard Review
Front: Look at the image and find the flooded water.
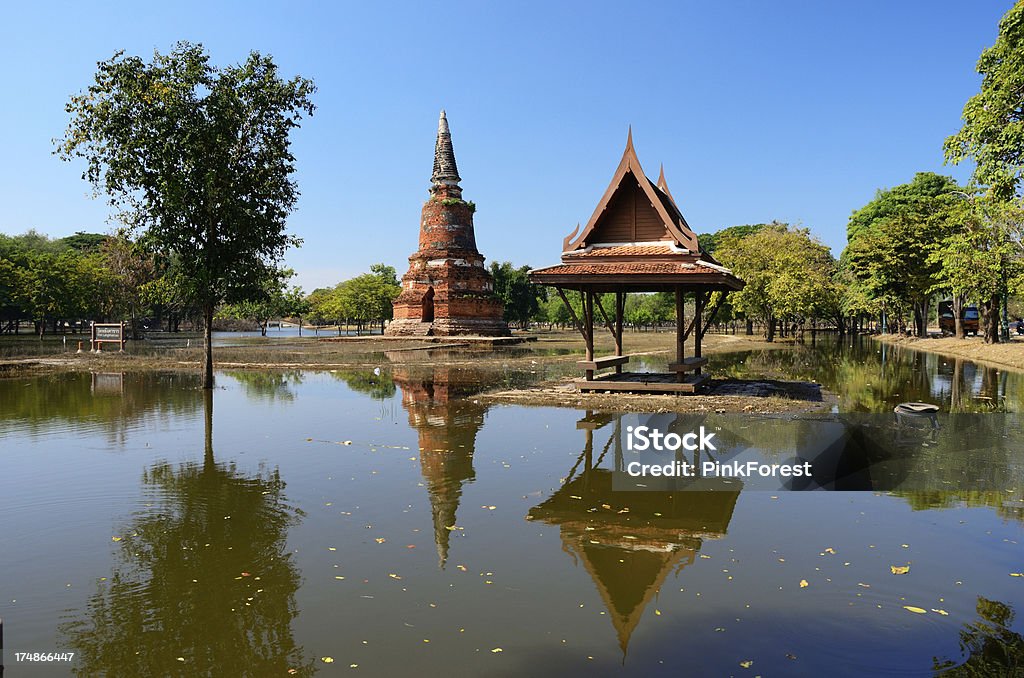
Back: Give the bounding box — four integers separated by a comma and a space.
2, 337, 1023, 676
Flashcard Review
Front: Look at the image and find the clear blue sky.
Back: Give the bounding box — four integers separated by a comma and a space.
0, 1, 1012, 291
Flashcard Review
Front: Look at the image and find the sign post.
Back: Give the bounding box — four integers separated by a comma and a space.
90, 322, 126, 352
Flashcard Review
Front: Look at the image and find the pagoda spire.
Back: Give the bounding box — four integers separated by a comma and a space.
431, 109, 462, 197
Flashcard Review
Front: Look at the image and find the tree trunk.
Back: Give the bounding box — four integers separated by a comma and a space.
953, 295, 964, 338
765, 316, 775, 342
745, 318, 753, 336
203, 302, 215, 389
913, 300, 928, 338
983, 295, 1000, 344
203, 387, 214, 465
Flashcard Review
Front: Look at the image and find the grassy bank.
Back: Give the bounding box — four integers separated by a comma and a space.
872, 333, 1024, 371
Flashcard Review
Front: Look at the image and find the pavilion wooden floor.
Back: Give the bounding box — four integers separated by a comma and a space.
575, 371, 710, 394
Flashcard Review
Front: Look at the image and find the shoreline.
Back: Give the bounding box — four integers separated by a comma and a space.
872, 333, 1024, 372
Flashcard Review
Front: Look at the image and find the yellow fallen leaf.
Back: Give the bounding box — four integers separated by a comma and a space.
111, 536, 122, 542
491, 648, 503, 653
740, 660, 753, 668
824, 547, 836, 554
891, 565, 910, 575
1010, 572, 1023, 577
903, 606, 927, 614
655, 609, 661, 615
322, 656, 335, 663
375, 538, 386, 543
931, 609, 949, 615
799, 579, 809, 588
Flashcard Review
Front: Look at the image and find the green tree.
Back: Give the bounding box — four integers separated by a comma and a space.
696, 223, 768, 256
843, 173, 960, 336
100, 234, 158, 339
716, 224, 836, 341
945, 2, 1024, 201
57, 42, 316, 387
489, 261, 545, 329
218, 268, 301, 337
929, 197, 1024, 342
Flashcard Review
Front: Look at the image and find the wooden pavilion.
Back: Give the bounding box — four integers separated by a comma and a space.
530, 131, 744, 393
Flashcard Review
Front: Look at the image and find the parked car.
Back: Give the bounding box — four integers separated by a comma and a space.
938, 301, 979, 336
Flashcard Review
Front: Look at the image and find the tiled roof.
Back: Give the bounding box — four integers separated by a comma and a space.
532, 262, 722, 276
566, 243, 680, 258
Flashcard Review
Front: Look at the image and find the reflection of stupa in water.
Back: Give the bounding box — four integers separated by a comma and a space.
528, 413, 741, 655
392, 363, 489, 568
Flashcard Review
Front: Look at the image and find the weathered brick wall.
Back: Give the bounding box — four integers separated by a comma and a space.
387, 191, 509, 337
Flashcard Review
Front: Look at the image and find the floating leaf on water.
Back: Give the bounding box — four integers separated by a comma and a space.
375, 538, 386, 543
740, 660, 753, 668
111, 536, 122, 542
891, 565, 910, 575
1010, 572, 1023, 577
824, 547, 836, 554
903, 606, 927, 614
491, 648, 503, 653
799, 579, 809, 588
931, 609, 949, 615
322, 657, 335, 663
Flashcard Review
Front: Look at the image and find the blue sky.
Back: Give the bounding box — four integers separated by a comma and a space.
0, 1, 1012, 291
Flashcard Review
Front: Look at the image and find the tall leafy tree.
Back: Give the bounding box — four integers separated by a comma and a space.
842, 173, 960, 336
56, 42, 316, 387
489, 261, 545, 329
945, 1, 1024, 201
716, 224, 836, 341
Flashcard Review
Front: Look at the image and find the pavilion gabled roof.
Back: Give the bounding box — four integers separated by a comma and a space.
530, 130, 744, 292
562, 129, 698, 253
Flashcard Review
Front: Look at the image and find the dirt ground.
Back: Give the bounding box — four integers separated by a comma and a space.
874, 333, 1024, 371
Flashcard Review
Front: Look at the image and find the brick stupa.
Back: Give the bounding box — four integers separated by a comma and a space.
386, 111, 508, 337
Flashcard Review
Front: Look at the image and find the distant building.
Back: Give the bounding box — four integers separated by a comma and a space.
386, 111, 508, 336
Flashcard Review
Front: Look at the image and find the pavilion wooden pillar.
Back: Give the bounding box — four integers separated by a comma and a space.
675, 285, 685, 383
614, 291, 624, 373
694, 292, 705, 375
584, 290, 595, 380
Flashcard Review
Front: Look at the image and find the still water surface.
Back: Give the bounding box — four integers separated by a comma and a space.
2, 338, 1023, 676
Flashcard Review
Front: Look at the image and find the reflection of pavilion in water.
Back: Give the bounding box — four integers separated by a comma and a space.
390, 360, 491, 568
528, 413, 741, 656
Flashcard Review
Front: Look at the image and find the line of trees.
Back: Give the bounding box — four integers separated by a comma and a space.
305, 264, 401, 335
0, 230, 200, 338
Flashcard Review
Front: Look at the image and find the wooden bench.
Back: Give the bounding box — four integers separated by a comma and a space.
667, 356, 708, 373
577, 354, 629, 380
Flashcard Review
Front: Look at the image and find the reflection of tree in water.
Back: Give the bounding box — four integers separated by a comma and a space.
934, 597, 1024, 675
62, 393, 313, 677
391, 363, 489, 568
329, 367, 396, 400
0, 371, 202, 442
890, 411, 1024, 523
225, 369, 304, 402
529, 413, 741, 656
710, 336, 1022, 413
